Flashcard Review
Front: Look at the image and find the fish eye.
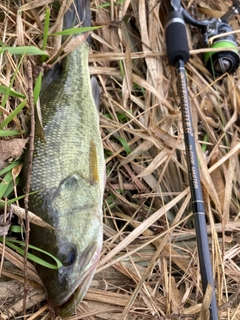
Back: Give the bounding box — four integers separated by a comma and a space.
58, 243, 77, 266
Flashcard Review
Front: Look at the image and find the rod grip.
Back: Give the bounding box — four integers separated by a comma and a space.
166, 11, 190, 66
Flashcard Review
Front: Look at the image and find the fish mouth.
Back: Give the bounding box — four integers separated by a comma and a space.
50, 242, 100, 308
53, 266, 95, 318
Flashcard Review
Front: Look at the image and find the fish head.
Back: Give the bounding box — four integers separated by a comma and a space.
33, 173, 103, 317
49, 237, 101, 317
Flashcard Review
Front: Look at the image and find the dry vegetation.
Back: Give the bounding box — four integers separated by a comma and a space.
0, 0, 240, 319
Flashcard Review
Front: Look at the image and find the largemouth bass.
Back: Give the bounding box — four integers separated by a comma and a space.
23, 0, 105, 317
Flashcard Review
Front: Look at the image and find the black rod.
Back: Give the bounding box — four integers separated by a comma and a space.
165, 3, 218, 319
176, 59, 218, 320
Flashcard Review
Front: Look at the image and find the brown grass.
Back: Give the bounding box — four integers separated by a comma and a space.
0, 0, 240, 319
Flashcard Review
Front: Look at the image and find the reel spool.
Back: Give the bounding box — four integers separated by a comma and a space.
203, 21, 240, 76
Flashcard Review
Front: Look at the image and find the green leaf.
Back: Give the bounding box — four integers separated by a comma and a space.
0, 85, 25, 99
0, 171, 13, 199
119, 60, 124, 78
0, 237, 62, 269
117, 136, 132, 154
0, 193, 37, 208
104, 113, 112, 120
97, 0, 125, 8
0, 55, 25, 109
42, 6, 50, 51
52, 25, 102, 36
0, 130, 21, 137
116, 112, 131, 122
0, 160, 21, 176
104, 149, 113, 157
3, 177, 19, 198
9, 225, 23, 233
3, 46, 48, 56
27, 249, 62, 269
33, 73, 42, 104
0, 99, 27, 130
41, 6, 51, 63
201, 134, 209, 153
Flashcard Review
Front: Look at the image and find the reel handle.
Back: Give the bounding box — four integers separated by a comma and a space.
174, 1, 240, 76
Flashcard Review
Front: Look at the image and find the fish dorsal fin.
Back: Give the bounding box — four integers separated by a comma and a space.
89, 140, 99, 185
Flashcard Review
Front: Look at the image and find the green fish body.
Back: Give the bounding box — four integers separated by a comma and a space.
23, 0, 105, 317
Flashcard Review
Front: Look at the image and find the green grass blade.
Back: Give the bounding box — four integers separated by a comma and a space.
119, 60, 124, 78
4, 46, 48, 56
0, 160, 21, 176
0, 171, 13, 199
42, 6, 50, 51
117, 136, 132, 154
97, 0, 125, 8
33, 73, 42, 104
0, 99, 27, 130
41, 6, 51, 63
0, 130, 21, 137
3, 176, 20, 198
9, 225, 23, 233
1, 53, 26, 109
0, 85, 25, 99
0, 192, 38, 207
0, 161, 21, 200
52, 25, 102, 36
0, 194, 25, 207
1, 237, 62, 269
201, 134, 209, 153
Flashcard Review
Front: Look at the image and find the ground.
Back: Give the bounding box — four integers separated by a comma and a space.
0, 0, 240, 319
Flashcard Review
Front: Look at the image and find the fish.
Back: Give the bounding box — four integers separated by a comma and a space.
22, 0, 105, 317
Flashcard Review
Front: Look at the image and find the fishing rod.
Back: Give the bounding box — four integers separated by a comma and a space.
165, 1, 240, 319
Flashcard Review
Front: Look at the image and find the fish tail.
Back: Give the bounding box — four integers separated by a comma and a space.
63, 0, 91, 31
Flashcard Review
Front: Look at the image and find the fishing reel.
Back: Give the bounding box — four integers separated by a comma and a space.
202, 20, 239, 76
167, 0, 240, 77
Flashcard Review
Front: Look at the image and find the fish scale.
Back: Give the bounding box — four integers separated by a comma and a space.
32, 44, 104, 191
22, 1, 105, 317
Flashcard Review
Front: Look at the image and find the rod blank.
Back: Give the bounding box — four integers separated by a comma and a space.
176, 60, 218, 320
165, 5, 218, 320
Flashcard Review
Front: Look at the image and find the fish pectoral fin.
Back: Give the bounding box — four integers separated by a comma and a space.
89, 140, 100, 185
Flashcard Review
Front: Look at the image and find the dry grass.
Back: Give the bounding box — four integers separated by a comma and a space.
0, 0, 240, 319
